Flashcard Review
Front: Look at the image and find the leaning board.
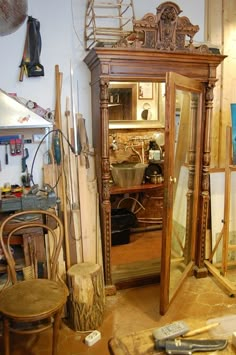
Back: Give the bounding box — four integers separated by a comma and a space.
210, 171, 236, 263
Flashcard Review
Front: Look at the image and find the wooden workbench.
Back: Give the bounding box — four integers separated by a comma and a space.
108, 327, 235, 354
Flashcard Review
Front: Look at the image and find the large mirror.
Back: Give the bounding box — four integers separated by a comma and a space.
160, 72, 203, 314
108, 81, 165, 287
108, 81, 165, 129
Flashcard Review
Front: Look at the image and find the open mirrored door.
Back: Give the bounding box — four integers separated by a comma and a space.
160, 72, 203, 315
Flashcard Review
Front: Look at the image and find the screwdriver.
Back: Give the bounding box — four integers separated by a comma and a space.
5, 143, 8, 165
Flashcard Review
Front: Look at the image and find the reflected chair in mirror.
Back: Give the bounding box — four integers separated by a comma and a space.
0, 210, 69, 355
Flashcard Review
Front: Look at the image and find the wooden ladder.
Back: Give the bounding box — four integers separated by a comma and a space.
85, 0, 135, 50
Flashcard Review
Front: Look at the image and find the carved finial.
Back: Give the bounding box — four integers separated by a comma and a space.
114, 1, 209, 53
155, 2, 182, 50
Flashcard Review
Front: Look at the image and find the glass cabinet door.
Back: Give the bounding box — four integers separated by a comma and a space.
160, 72, 203, 315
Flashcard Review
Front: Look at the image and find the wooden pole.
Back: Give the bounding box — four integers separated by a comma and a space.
221, 126, 232, 275
69, 64, 84, 262
54, 64, 71, 270
65, 97, 83, 263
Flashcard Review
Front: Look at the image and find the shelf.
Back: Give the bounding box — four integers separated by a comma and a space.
110, 182, 163, 195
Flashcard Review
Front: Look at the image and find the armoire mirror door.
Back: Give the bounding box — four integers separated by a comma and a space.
160, 72, 203, 315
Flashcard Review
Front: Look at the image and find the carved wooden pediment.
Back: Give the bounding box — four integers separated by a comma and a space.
115, 1, 211, 54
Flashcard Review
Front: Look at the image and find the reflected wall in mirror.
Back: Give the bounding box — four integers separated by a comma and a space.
108, 82, 137, 121
170, 90, 200, 298
160, 72, 203, 314
108, 82, 165, 126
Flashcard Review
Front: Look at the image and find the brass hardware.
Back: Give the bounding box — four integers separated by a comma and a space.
169, 176, 176, 183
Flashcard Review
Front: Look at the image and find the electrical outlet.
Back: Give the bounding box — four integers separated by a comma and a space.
33, 134, 45, 143
85, 330, 101, 346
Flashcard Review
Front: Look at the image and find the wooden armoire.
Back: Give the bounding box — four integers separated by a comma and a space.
84, 1, 225, 313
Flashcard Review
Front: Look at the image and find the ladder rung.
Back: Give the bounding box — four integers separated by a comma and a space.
93, 39, 121, 42
89, 2, 132, 7
87, 33, 131, 39
228, 245, 236, 250
86, 27, 131, 33
86, 32, 130, 39
212, 260, 236, 268
93, 4, 131, 9
87, 15, 131, 19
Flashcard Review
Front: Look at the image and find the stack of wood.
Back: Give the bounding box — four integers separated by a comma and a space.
43, 65, 103, 270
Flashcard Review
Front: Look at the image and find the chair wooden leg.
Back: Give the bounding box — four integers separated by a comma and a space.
52, 309, 62, 355
3, 318, 10, 355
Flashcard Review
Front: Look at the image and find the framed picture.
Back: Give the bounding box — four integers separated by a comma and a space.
138, 82, 153, 99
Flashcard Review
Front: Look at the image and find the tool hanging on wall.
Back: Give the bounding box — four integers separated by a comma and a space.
9, 138, 23, 155
53, 131, 61, 165
21, 147, 31, 187
5, 143, 8, 165
19, 16, 44, 82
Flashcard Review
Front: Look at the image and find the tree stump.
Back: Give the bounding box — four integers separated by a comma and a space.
67, 262, 105, 331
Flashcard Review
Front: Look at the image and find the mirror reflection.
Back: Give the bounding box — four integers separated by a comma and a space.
108, 82, 165, 125
169, 89, 200, 299
108, 83, 165, 285
109, 126, 165, 285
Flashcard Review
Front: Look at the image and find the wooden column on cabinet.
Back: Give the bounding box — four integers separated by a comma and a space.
195, 83, 215, 277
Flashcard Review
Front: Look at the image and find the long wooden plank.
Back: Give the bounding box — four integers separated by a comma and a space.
222, 126, 231, 275
65, 97, 83, 264
54, 65, 71, 270
204, 260, 236, 294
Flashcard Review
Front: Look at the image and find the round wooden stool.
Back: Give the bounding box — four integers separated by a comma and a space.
67, 262, 105, 331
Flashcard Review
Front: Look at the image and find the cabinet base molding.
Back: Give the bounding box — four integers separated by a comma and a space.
105, 284, 117, 296
193, 265, 208, 278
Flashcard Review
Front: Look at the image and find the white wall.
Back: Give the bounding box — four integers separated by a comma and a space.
0, 0, 204, 187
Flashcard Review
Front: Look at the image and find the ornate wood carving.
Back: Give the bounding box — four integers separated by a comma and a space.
100, 79, 113, 285
184, 95, 198, 264
115, 2, 211, 54
196, 83, 215, 270
102, 202, 112, 285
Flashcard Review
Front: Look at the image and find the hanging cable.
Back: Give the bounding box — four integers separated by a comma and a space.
30, 128, 75, 189
71, 0, 84, 48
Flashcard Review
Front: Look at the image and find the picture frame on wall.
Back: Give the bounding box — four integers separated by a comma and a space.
138, 82, 153, 99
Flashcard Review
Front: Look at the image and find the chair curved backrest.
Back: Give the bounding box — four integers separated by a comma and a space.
0, 209, 64, 286
0, 209, 68, 355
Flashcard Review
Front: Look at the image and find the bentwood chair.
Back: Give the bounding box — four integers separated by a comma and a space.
0, 210, 68, 355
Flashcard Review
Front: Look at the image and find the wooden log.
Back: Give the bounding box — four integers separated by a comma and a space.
67, 262, 105, 331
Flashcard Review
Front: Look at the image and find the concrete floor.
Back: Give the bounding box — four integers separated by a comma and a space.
1, 275, 236, 354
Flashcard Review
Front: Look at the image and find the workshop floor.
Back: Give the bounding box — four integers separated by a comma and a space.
0, 275, 236, 354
